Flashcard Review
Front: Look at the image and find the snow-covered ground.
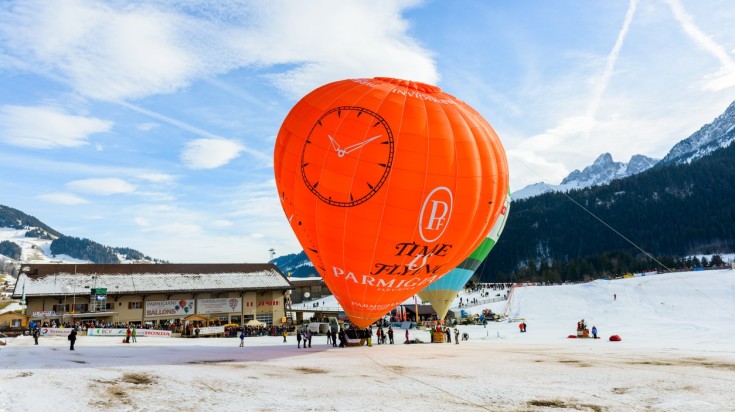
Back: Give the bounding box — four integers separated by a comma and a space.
1, 269, 734, 411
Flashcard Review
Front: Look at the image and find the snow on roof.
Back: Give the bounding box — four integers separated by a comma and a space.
12, 263, 293, 296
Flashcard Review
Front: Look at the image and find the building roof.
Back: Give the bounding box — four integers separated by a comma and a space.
11, 264, 293, 297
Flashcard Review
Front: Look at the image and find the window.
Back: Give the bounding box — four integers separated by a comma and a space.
256, 314, 272, 326
128, 302, 143, 309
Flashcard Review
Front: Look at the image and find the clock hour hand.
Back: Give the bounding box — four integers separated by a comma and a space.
339, 135, 382, 156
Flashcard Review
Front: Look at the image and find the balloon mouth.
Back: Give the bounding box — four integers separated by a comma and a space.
374, 77, 441, 94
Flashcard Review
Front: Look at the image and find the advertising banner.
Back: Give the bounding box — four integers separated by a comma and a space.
145, 299, 194, 317
39, 328, 76, 337
196, 326, 225, 335
87, 328, 126, 336
86, 328, 172, 338
32, 311, 57, 317
196, 297, 242, 314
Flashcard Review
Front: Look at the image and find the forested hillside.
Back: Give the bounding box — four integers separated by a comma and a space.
480, 140, 735, 282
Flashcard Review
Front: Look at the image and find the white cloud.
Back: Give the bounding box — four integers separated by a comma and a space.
181, 138, 244, 169
136, 173, 176, 183
0, 1, 436, 101
665, 0, 735, 91
134, 217, 150, 227
0, 105, 112, 149
136, 122, 159, 131
212, 220, 234, 228
36, 192, 89, 205
66, 178, 136, 195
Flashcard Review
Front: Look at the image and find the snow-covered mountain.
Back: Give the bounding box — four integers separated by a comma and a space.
513, 99, 735, 201
660, 100, 735, 165
512, 153, 659, 201
0, 205, 158, 265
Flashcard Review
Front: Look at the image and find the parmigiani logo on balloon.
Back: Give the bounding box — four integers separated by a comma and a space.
419, 187, 453, 242
332, 267, 440, 292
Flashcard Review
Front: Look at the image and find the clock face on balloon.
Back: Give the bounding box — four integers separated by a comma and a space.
300, 106, 395, 207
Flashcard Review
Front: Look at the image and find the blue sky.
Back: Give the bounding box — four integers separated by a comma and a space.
1, 0, 734, 263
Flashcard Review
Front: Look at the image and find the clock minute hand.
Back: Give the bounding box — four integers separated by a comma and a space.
340, 135, 382, 156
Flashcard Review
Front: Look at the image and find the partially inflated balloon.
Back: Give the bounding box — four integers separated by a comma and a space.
418, 190, 511, 320
274, 77, 509, 328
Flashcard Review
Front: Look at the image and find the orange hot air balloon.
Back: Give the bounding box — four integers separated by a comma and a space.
274, 77, 509, 328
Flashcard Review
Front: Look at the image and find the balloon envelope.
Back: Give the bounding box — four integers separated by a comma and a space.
418, 191, 511, 320
274, 77, 509, 328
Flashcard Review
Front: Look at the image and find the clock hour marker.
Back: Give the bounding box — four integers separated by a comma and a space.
317, 120, 322, 127
367, 182, 374, 190
350, 193, 354, 201
378, 163, 387, 168
313, 181, 319, 188
357, 111, 362, 118
337, 110, 341, 117
373, 121, 380, 127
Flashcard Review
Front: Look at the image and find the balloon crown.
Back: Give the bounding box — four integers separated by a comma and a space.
374, 77, 441, 94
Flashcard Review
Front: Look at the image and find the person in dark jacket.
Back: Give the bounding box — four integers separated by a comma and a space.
68, 328, 77, 350
33, 328, 40, 345
296, 329, 302, 348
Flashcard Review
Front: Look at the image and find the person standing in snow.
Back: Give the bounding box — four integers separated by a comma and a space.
68, 328, 77, 351
297, 328, 302, 348
454, 327, 459, 344
388, 327, 394, 344
239, 331, 245, 347
591, 325, 598, 339
131, 326, 137, 343
405, 329, 409, 343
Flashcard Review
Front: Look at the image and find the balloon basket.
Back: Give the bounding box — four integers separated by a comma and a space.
431, 331, 446, 343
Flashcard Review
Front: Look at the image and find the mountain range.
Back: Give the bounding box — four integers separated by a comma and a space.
0, 204, 159, 266
512, 100, 735, 200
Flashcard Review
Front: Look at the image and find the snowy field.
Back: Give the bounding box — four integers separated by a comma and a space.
1, 269, 734, 411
